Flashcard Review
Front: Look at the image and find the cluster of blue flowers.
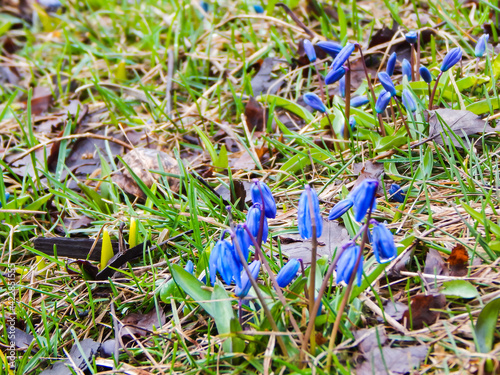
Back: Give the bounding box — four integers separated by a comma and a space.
209, 181, 300, 297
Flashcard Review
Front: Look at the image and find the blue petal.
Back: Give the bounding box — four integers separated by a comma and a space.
419, 66, 433, 83
402, 59, 412, 80
251, 181, 277, 218
303, 92, 327, 113
328, 199, 353, 220
276, 258, 300, 288
378, 72, 397, 97
386, 52, 397, 76
235, 260, 261, 297
441, 47, 462, 72
303, 40, 317, 63
375, 90, 392, 114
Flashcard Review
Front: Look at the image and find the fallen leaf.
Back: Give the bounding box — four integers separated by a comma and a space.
13, 328, 34, 350
244, 96, 266, 132
441, 280, 478, 299
229, 151, 256, 171
353, 326, 388, 354
215, 179, 252, 210
121, 309, 166, 338
100, 339, 117, 358
382, 300, 408, 321
250, 57, 284, 96
30, 86, 53, 115
113, 147, 180, 198
427, 109, 496, 147
353, 161, 384, 192
447, 244, 469, 277
423, 249, 449, 277
279, 220, 351, 263
357, 345, 429, 375
40, 338, 100, 375
402, 294, 446, 329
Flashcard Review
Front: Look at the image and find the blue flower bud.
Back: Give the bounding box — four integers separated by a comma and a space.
336, 243, 363, 286
303, 92, 327, 113
246, 203, 268, 244
234, 224, 251, 261
375, 90, 392, 114
339, 76, 346, 98
38, 0, 62, 12
441, 47, 462, 72
200, 1, 209, 12
235, 260, 261, 297
251, 180, 277, 218
253, 4, 264, 13
475, 34, 489, 58
298, 185, 323, 239
419, 66, 433, 83
386, 52, 397, 76
276, 258, 300, 288
349, 179, 378, 222
371, 222, 397, 264
1, 192, 9, 208
350, 96, 370, 107
328, 198, 353, 220
402, 59, 412, 80
402, 89, 417, 112
316, 41, 343, 58
349, 116, 356, 130
378, 72, 397, 97
388, 183, 405, 203
325, 67, 346, 85
405, 31, 418, 44
210, 238, 241, 287
331, 42, 355, 72
184, 260, 194, 274
303, 39, 317, 63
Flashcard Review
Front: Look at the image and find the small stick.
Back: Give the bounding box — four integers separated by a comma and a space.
393, 97, 412, 138
344, 60, 351, 139
416, 32, 421, 81
429, 71, 443, 109
306, 186, 318, 352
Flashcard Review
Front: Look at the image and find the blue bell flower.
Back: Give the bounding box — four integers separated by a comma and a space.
386, 52, 397, 76
303, 39, 317, 63
1, 192, 9, 208
328, 198, 353, 220
200, 1, 209, 12
402, 89, 417, 112
303, 92, 327, 113
276, 258, 300, 288
253, 4, 264, 13
441, 47, 462, 72
251, 180, 277, 218
298, 185, 323, 240
330, 42, 355, 72
402, 59, 412, 80
210, 238, 241, 287
349, 179, 378, 222
349, 116, 356, 130
184, 260, 194, 274
339, 76, 346, 98
375, 90, 392, 114
388, 184, 405, 203
246, 203, 268, 244
371, 222, 397, 264
378, 72, 397, 97
235, 260, 261, 297
325, 67, 346, 85
419, 66, 433, 83
350, 96, 370, 107
234, 224, 251, 261
316, 41, 343, 58
475, 34, 489, 58
405, 31, 418, 44
336, 243, 363, 286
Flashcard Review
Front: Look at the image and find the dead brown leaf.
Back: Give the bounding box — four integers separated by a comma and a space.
447, 244, 469, 277
402, 294, 446, 329
121, 309, 166, 338
423, 248, 449, 277
245, 96, 266, 132
356, 344, 429, 375
30, 86, 53, 115
353, 326, 388, 354
250, 57, 284, 96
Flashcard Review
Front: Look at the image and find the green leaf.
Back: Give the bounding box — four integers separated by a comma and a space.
23, 194, 52, 212
258, 94, 315, 123
374, 132, 408, 152
466, 98, 500, 115
77, 183, 111, 214
171, 264, 214, 315
461, 202, 500, 237
193, 124, 219, 168
211, 284, 236, 353
441, 280, 478, 299
278, 148, 329, 181
475, 297, 500, 353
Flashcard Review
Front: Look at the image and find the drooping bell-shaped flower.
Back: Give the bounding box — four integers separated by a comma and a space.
330, 42, 355, 72
336, 243, 363, 286
246, 203, 268, 244
251, 180, 277, 218
303, 39, 317, 63
419, 66, 433, 83
388, 184, 405, 203
325, 67, 346, 85
371, 222, 397, 264
210, 238, 241, 287
402, 59, 412, 80
303, 92, 327, 113
339, 76, 346, 98
350, 96, 370, 107
405, 31, 418, 44
276, 258, 301, 288
349, 179, 378, 222
378, 72, 397, 97
316, 41, 343, 58
375, 90, 392, 114
235, 260, 261, 297
441, 47, 462, 72
234, 224, 251, 261
386, 52, 397, 76
298, 185, 323, 239
474, 34, 489, 58
402, 89, 417, 112
328, 198, 354, 220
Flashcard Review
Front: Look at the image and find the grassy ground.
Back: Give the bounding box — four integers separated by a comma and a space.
1, 0, 500, 373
